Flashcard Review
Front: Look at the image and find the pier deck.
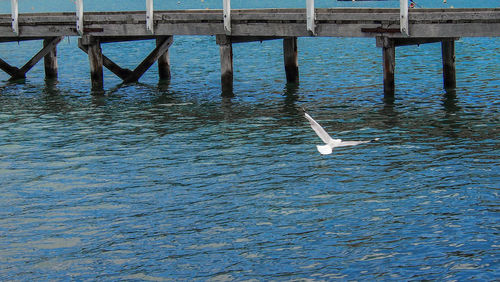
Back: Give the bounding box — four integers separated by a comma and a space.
1, 8, 498, 38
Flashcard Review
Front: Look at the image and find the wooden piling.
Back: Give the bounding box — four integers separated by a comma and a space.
441, 39, 456, 90
157, 36, 172, 81
381, 37, 396, 96
283, 37, 299, 84
217, 35, 234, 96
43, 37, 59, 80
83, 37, 104, 92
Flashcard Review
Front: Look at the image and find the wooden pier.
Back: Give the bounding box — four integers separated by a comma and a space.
0, 2, 499, 96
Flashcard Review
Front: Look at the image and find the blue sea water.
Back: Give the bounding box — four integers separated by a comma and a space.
0, 0, 499, 281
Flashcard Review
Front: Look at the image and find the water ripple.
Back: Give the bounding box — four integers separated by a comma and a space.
0, 32, 499, 281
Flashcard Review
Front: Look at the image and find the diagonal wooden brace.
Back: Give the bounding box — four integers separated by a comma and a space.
0, 36, 64, 81
78, 40, 133, 80
124, 36, 173, 83
17, 36, 63, 80
0, 57, 20, 77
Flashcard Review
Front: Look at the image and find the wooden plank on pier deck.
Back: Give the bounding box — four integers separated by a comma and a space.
229, 36, 282, 44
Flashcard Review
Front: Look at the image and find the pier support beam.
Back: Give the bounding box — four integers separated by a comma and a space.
79, 36, 105, 92
378, 37, 396, 96
217, 35, 234, 96
44, 38, 59, 80
441, 39, 456, 90
85, 38, 104, 92
157, 36, 172, 81
283, 37, 299, 84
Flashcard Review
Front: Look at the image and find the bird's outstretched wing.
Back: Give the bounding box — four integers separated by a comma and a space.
336, 138, 380, 147
335, 140, 371, 147
304, 112, 334, 144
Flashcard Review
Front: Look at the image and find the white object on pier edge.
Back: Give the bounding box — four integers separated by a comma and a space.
76, 0, 84, 35
306, 0, 316, 35
400, 0, 409, 36
147, 0, 154, 34
223, 0, 231, 34
11, 0, 18, 36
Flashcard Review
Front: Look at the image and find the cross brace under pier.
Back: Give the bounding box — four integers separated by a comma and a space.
0, 36, 63, 81
78, 35, 173, 92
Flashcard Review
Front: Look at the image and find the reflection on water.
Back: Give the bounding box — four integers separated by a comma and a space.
282, 83, 301, 117
0, 35, 499, 280
442, 89, 461, 114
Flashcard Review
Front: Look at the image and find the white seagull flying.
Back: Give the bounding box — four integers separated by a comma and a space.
304, 112, 379, 155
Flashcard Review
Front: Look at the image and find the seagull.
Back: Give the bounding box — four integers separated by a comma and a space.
304, 111, 379, 155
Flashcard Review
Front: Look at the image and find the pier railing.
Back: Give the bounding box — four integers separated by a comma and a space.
9, 0, 411, 37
